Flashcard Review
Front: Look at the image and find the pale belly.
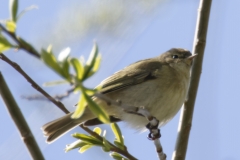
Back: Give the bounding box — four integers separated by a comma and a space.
104, 75, 189, 131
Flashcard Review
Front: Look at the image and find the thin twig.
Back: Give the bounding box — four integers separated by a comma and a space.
0, 72, 45, 160
0, 53, 137, 160
95, 93, 166, 160
0, 53, 69, 114
172, 0, 212, 160
0, 24, 40, 58
22, 87, 75, 101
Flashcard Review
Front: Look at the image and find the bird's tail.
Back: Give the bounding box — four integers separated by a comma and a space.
42, 111, 93, 143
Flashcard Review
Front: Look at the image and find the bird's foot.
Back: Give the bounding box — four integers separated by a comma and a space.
146, 117, 161, 140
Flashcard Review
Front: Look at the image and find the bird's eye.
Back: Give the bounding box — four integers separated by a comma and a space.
172, 55, 179, 59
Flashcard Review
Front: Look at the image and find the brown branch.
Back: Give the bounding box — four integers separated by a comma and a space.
172, 0, 212, 160
0, 53, 69, 114
0, 72, 45, 160
0, 24, 40, 59
21, 87, 75, 101
0, 53, 137, 160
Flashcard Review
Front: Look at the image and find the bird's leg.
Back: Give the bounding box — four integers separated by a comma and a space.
146, 117, 161, 140
123, 105, 161, 140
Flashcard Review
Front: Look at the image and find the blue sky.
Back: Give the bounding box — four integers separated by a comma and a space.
1, 0, 240, 160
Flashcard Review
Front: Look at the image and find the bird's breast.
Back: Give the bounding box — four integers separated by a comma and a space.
105, 67, 190, 130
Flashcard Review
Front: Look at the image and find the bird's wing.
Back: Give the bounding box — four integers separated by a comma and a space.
84, 59, 162, 126
98, 58, 162, 94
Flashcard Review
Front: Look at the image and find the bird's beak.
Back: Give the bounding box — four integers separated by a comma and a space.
185, 54, 197, 65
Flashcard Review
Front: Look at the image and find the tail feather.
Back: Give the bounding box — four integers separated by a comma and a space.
42, 111, 94, 143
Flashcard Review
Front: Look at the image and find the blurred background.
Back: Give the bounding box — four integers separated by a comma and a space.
0, 0, 240, 160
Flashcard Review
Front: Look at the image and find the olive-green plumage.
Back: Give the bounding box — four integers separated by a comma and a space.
42, 48, 196, 143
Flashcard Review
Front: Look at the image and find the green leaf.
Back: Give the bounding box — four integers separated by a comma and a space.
43, 80, 69, 87
79, 144, 93, 153
0, 34, 12, 52
82, 89, 110, 123
110, 152, 129, 160
18, 37, 39, 54
102, 130, 111, 151
61, 58, 70, 80
93, 127, 102, 135
114, 140, 125, 151
17, 5, 38, 22
70, 58, 84, 80
71, 95, 87, 119
111, 123, 124, 145
58, 47, 70, 62
9, 0, 18, 22
65, 140, 88, 152
85, 54, 101, 78
41, 47, 62, 75
83, 43, 98, 80
72, 133, 102, 146
6, 20, 17, 32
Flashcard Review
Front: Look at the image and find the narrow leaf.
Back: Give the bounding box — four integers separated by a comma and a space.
70, 58, 84, 80
72, 133, 102, 146
114, 141, 125, 151
71, 95, 87, 119
6, 20, 17, 32
82, 89, 110, 123
111, 123, 124, 145
41, 48, 62, 75
43, 80, 69, 87
83, 43, 98, 80
110, 152, 129, 160
58, 48, 71, 79
9, 0, 18, 22
93, 127, 102, 135
102, 130, 111, 151
65, 140, 88, 152
17, 5, 38, 21
0, 34, 13, 52
58, 47, 70, 62
79, 144, 93, 153
85, 54, 101, 78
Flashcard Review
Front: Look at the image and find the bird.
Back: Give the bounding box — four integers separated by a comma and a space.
42, 48, 196, 143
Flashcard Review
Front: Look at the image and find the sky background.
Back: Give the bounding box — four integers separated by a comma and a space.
0, 0, 240, 160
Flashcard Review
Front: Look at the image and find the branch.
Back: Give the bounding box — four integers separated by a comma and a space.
172, 0, 212, 160
0, 24, 40, 58
0, 72, 44, 160
95, 93, 166, 160
21, 87, 75, 101
0, 53, 137, 160
0, 53, 69, 114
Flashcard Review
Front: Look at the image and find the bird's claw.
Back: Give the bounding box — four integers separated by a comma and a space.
146, 117, 161, 140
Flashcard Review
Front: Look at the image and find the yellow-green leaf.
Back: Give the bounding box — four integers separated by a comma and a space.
70, 58, 84, 81
114, 140, 125, 151
65, 140, 88, 152
82, 89, 110, 123
71, 95, 87, 119
58, 47, 70, 62
79, 144, 93, 153
83, 43, 98, 80
93, 127, 102, 135
9, 0, 18, 22
72, 133, 102, 146
102, 130, 111, 151
111, 123, 124, 145
41, 48, 62, 75
0, 34, 12, 52
110, 152, 129, 160
6, 20, 17, 32
17, 5, 38, 22
43, 80, 69, 87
